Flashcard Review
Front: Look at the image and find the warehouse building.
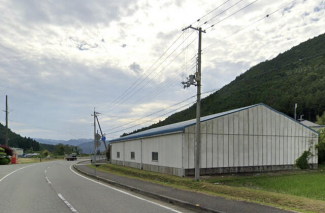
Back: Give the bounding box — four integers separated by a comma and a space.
109, 103, 319, 176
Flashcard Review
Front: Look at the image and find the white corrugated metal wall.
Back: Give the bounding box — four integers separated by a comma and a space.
111, 133, 184, 175
183, 105, 318, 170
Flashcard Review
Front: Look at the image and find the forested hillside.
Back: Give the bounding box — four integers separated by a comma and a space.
0, 122, 54, 151
124, 33, 325, 136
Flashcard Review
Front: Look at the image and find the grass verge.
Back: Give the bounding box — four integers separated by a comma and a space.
18, 158, 62, 164
89, 164, 325, 213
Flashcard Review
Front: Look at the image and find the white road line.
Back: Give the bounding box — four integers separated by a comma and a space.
0, 161, 57, 183
0, 164, 37, 182
45, 176, 51, 184
45, 170, 47, 174
58, 193, 78, 213
70, 165, 182, 213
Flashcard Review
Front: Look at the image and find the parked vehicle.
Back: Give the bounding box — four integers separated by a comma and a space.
65, 153, 77, 161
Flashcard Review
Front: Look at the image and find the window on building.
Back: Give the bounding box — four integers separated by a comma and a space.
131, 152, 135, 160
117, 152, 120, 158
152, 152, 158, 161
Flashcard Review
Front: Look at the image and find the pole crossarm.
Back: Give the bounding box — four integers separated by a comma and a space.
182, 25, 206, 33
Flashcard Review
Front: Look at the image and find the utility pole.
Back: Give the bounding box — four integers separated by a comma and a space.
95, 115, 107, 151
91, 109, 100, 177
5, 95, 8, 146
294, 103, 297, 120
181, 26, 205, 181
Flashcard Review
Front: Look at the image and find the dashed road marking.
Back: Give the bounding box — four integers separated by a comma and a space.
45, 176, 51, 184
58, 193, 78, 213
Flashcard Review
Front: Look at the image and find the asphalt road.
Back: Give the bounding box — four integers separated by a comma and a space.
0, 160, 193, 213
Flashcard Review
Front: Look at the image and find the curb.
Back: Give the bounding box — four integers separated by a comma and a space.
73, 164, 223, 213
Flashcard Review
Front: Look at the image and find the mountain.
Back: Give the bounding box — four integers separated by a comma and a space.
34, 138, 93, 146
33, 138, 104, 154
124, 33, 325, 136
77, 141, 107, 154
0, 122, 55, 151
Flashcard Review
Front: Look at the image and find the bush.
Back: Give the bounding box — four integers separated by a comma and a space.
317, 129, 325, 164
295, 150, 312, 169
0, 145, 13, 156
0, 147, 6, 157
0, 157, 11, 165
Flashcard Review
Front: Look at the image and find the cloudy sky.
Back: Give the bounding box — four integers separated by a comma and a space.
0, 0, 324, 141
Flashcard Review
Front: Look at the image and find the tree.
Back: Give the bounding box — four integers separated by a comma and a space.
316, 112, 325, 125
0, 145, 13, 156
42, 149, 50, 157
54, 143, 65, 155
317, 129, 325, 164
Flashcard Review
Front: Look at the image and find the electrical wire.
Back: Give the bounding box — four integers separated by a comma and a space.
103, 89, 220, 134
98, 32, 185, 112
100, 31, 197, 113
103, 95, 197, 132
105, 101, 197, 135
104, 0, 262, 114
206, 0, 259, 29
99, 0, 258, 115
99, 0, 300, 136
202, 0, 297, 51
191, 0, 232, 26
104, 35, 198, 113
197, 0, 246, 28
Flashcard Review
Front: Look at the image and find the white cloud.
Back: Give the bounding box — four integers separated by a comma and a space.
0, 0, 324, 140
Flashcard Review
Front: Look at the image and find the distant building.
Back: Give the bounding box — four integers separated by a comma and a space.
24, 153, 40, 157
300, 120, 325, 131
109, 103, 319, 177
11, 148, 24, 156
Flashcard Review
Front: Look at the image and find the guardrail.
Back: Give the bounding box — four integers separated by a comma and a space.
91, 155, 107, 163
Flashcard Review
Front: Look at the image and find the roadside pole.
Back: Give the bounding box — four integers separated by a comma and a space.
93, 108, 97, 177
181, 26, 205, 181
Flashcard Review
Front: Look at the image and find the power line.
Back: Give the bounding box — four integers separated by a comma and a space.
105, 101, 197, 135
198, 0, 245, 28
206, 0, 259, 29
98, 32, 185, 112
202, 0, 297, 51
104, 95, 197, 132
103, 35, 198, 113
110, 54, 198, 116
106, 89, 222, 136
102, 89, 219, 133
99, 0, 258, 115
100, 31, 197, 113
102, 61, 196, 118
191, 0, 232, 26
98, 0, 299, 136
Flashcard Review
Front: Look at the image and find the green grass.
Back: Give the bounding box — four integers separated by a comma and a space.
206, 170, 325, 201
89, 164, 325, 213
18, 158, 62, 164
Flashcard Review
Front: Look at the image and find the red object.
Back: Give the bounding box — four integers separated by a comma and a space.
11, 154, 18, 164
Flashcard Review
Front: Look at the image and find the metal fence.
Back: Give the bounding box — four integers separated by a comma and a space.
91, 155, 107, 164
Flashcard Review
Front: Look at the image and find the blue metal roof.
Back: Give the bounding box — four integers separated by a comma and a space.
109, 104, 261, 143
109, 103, 319, 143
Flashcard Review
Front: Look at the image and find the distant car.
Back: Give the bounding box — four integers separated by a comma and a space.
65, 153, 77, 161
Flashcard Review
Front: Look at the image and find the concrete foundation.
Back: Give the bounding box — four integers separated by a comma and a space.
111, 160, 183, 176
184, 164, 318, 176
